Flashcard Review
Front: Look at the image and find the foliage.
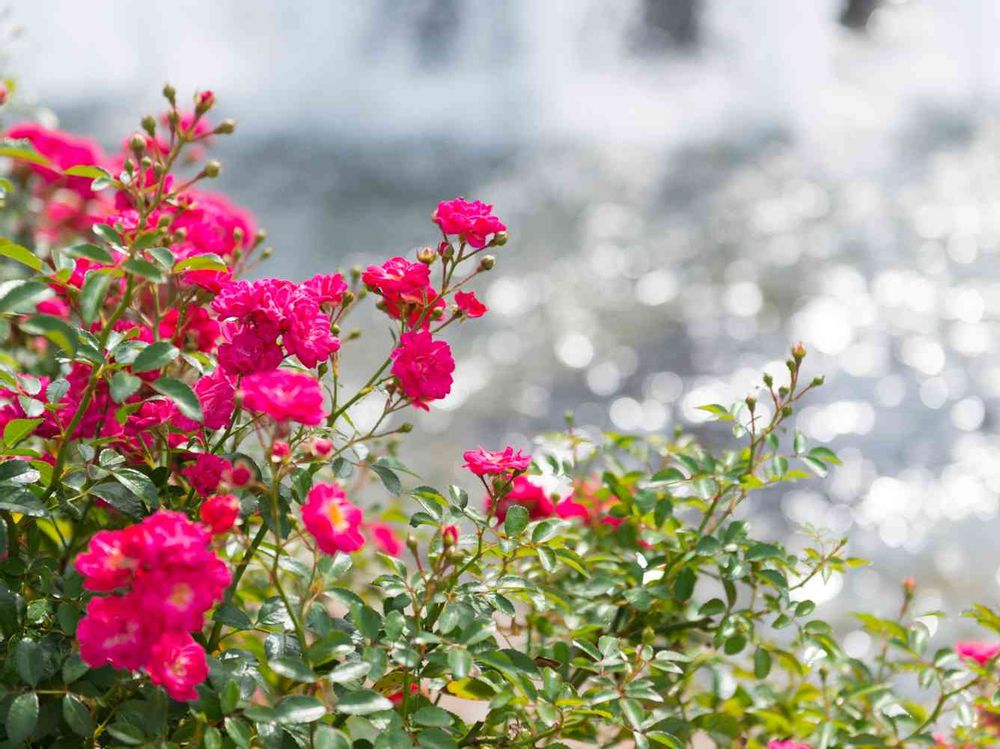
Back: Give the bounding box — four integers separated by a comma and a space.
0, 85, 995, 749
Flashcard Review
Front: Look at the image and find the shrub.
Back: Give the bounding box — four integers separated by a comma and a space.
0, 86, 996, 748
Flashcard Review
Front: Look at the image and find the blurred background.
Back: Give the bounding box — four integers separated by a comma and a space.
5, 0, 1000, 640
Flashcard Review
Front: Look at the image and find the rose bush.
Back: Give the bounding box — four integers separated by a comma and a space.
0, 85, 996, 748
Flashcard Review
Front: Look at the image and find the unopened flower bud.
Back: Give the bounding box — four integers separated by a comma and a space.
350, 265, 363, 281
781, 405, 793, 417
777, 385, 789, 397
162, 83, 176, 104
202, 160, 221, 179
342, 290, 355, 305
442, 524, 459, 547
166, 110, 180, 130
140, 156, 152, 170
786, 359, 796, 371
490, 231, 509, 247
416, 247, 436, 265
223, 461, 253, 488
310, 437, 334, 458
261, 247, 273, 260
791, 341, 807, 361
214, 118, 237, 135
330, 323, 340, 335
253, 229, 267, 248
901, 577, 917, 597
406, 534, 420, 555
745, 396, 756, 411
399, 422, 413, 433
141, 115, 157, 136
478, 254, 495, 271
129, 133, 147, 154
348, 329, 362, 340
157, 214, 173, 229
195, 90, 215, 113
763, 373, 774, 387
271, 441, 290, 461
811, 375, 825, 387
437, 240, 453, 258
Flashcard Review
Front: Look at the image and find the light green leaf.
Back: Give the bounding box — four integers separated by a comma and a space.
131, 341, 179, 373
0, 241, 43, 272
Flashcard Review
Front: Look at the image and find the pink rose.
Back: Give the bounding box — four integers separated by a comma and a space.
302, 483, 365, 554
433, 198, 506, 249
240, 369, 328, 426
390, 331, 454, 410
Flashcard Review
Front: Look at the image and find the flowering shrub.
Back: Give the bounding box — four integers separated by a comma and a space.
0, 86, 996, 748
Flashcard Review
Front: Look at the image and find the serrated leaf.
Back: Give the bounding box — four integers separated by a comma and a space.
110, 372, 142, 404
0, 241, 43, 272
0, 280, 52, 314
79, 270, 114, 326
152, 377, 202, 421
122, 257, 165, 282
62, 694, 94, 737
89, 482, 144, 518
6, 692, 38, 743
504, 504, 529, 536
276, 695, 326, 724
335, 689, 393, 715
131, 341, 179, 373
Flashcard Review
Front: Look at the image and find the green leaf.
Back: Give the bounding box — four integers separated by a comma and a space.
4, 418, 43, 447
800, 456, 828, 477
6, 691, 39, 743
0, 241, 43, 272
64, 164, 109, 178
753, 647, 772, 678
504, 505, 529, 536
371, 463, 401, 495
269, 656, 317, 682
19, 315, 78, 355
412, 706, 453, 727
448, 648, 472, 680
122, 257, 166, 282
152, 377, 202, 422
0, 280, 52, 314
0, 142, 53, 167
66, 243, 115, 264
15, 638, 44, 686
327, 660, 371, 684
673, 567, 695, 601
808, 446, 841, 465
62, 694, 95, 738
131, 341, 179, 373
110, 372, 142, 404
276, 695, 326, 724
313, 726, 351, 749
335, 689, 393, 715
225, 716, 252, 748
173, 253, 228, 273
79, 270, 114, 326
113, 468, 158, 508
649, 467, 686, 483
445, 677, 495, 700
0, 487, 48, 517
88, 482, 144, 518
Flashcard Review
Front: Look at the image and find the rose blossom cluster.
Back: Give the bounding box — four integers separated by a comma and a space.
74, 511, 230, 701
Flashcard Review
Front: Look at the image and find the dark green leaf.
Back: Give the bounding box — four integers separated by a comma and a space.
0, 280, 51, 314
6, 692, 39, 743
66, 243, 115, 264
122, 257, 165, 282
62, 694, 95, 737
79, 271, 114, 326
504, 505, 529, 536
370, 463, 401, 495
132, 341, 179, 372
335, 690, 393, 715
15, 638, 44, 686
276, 695, 326, 724
110, 372, 142, 404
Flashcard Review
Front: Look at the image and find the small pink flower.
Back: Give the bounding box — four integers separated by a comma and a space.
6, 122, 108, 199
240, 369, 328, 426
463, 446, 531, 477
182, 453, 233, 497
555, 499, 590, 521
433, 198, 506, 249
768, 742, 813, 749
390, 331, 454, 410
146, 631, 208, 701
956, 641, 1000, 666
454, 290, 487, 318
75, 526, 146, 592
363, 257, 431, 306
224, 461, 253, 487
302, 483, 365, 554
303, 273, 348, 307
369, 523, 403, 556
77, 594, 150, 671
200, 494, 240, 534
271, 441, 290, 460
489, 475, 555, 522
